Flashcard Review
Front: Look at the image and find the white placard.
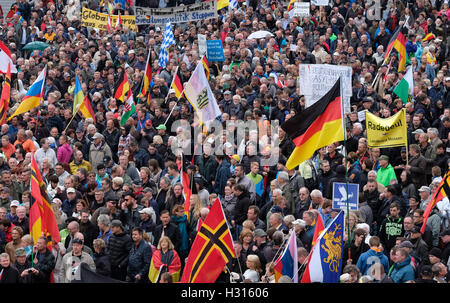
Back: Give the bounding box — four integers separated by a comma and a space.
299, 64, 352, 114
358, 110, 366, 122
311, 0, 329, 6
198, 34, 207, 57
293, 2, 310, 17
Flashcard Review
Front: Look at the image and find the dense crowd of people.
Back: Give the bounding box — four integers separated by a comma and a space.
0, 0, 449, 283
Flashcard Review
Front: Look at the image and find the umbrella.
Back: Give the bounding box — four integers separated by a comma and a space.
247, 30, 274, 40
23, 41, 50, 51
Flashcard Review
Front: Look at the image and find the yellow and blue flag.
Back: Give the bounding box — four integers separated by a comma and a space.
8, 66, 46, 121
301, 210, 344, 283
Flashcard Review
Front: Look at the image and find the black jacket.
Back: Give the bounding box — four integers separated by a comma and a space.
79, 220, 99, 250
0, 265, 20, 283
233, 190, 252, 225
107, 231, 133, 268
94, 249, 111, 277
26, 249, 56, 283
153, 222, 182, 253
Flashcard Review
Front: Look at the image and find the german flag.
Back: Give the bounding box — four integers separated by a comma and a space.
421, 171, 450, 233
30, 153, 60, 247
201, 55, 210, 80
80, 93, 96, 123
139, 51, 153, 106
114, 69, 130, 102
281, 78, 344, 170
170, 66, 185, 99
0, 62, 11, 124
148, 245, 181, 283
176, 152, 197, 220
384, 25, 408, 71
287, 0, 296, 11
180, 198, 235, 283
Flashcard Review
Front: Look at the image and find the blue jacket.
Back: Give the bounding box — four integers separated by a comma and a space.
127, 239, 153, 278
356, 249, 390, 276
390, 256, 415, 283
214, 159, 231, 196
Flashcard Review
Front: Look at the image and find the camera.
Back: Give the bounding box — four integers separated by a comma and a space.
28, 269, 33, 274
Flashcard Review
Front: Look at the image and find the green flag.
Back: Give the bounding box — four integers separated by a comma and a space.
120, 91, 136, 126
393, 66, 414, 104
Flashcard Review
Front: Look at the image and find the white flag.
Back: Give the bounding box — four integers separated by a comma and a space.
184, 62, 221, 123
0, 41, 18, 74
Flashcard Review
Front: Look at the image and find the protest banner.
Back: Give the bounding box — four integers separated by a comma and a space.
134, 2, 217, 25
206, 40, 225, 62
292, 2, 310, 17
299, 64, 352, 113
81, 7, 137, 31
365, 109, 408, 148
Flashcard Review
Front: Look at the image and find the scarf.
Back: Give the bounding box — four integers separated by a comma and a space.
171, 215, 189, 253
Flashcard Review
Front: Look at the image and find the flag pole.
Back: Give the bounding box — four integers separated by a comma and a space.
34, 65, 47, 135
136, 42, 151, 105
338, 76, 352, 261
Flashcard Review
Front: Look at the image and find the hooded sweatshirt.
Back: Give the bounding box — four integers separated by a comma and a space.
356, 248, 390, 276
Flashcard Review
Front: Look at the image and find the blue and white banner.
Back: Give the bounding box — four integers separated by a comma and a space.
206, 40, 225, 62
135, 2, 217, 25
332, 182, 359, 211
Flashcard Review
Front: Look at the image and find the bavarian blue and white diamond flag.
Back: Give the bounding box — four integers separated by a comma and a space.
183, 61, 221, 124
158, 21, 175, 68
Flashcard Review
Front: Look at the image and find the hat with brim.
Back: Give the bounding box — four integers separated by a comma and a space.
254, 229, 267, 237
379, 155, 389, 161
15, 247, 27, 257
156, 124, 166, 130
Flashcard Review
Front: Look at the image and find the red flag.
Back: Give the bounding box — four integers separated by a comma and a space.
30, 153, 60, 246
107, 11, 112, 31
115, 10, 122, 30
311, 213, 325, 247
177, 153, 193, 220
0, 62, 11, 124
421, 171, 450, 233
181, 199, 235, 283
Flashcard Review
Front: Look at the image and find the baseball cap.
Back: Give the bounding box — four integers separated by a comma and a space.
224, 90, 232, 95
139, 208, 154, 216
379, 155, 389, 161
156, 124, 166, 130
169, 88, 176, 94
72, 238, 83, 245
67, 187, 76, 194
418, 186, 431, 193
10, 200, 20, 207
15, 247, 27, 257
445, 77, 450, 82
398, 240, 414, 249
412, 129, 425, 134
111, 220, 124, 229
92, 132, 103, 140
254, 229, 267, 237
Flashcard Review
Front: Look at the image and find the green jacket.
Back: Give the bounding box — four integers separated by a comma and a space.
376, 164, 397, 187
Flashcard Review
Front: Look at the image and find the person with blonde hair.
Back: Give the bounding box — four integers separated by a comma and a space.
148, 236, 181, 283
243, 254, 262, 282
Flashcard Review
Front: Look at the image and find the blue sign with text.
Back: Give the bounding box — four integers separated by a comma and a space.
332, 182, 359, 211
206, 40, 225, 62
